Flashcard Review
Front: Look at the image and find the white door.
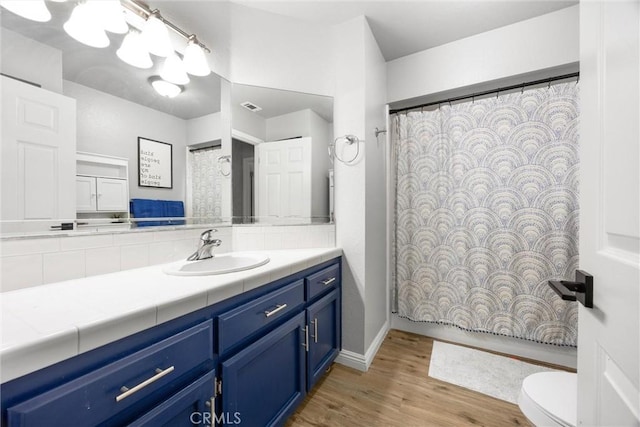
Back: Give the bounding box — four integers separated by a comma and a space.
578, 2, 639, 425
1, 76, 76, 226
96, 178, 128, 211
76, 176, 97, 212
256, 137, 311, 221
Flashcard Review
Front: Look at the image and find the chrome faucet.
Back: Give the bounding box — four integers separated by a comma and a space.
187, 229, 222, 261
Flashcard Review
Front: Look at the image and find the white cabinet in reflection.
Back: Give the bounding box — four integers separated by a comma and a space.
256, 137, 328, 222
1, 76, 76, 227
76, 176, 128, 212
75, 152, 129, 218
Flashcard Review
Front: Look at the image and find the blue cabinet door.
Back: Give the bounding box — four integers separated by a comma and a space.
221, 312, 306, 427
306, 289, 341, 391
128, 370, 215, 427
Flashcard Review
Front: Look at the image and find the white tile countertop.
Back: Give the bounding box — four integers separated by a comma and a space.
0, 247, 342, 383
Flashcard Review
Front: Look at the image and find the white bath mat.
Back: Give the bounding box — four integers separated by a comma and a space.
428, 341, 557, 404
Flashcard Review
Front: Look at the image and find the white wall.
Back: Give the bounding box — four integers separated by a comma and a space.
363, 21, 388, 352
308, 110, 331, 219
228, 3, 334, 97
387, 5, 579, 104
186, 112, 222, 146
0, 28, 63, 93
232, 105, 266, 140
266, 109, 311, 141
64, 81, 187, 202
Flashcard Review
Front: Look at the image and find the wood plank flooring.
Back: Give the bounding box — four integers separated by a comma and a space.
287, 329, 568, 427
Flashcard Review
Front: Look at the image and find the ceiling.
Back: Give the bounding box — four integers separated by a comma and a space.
230, 0, 577, 61
232, 83, 333, 122
0, 0, 577, 120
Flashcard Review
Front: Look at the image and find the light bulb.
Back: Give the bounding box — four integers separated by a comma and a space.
63, 2, 110, 48
160, 53, 190, 85
117, 31, 152, 69
183, 39, 210, 76
142, 14, 172, 57
150, 78, 182, 98
89, 0, 128, 34
0, 0, 51, 22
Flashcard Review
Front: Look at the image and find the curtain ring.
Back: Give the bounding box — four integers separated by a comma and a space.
472, 95, 475, 104
521, 83, 525, 94
496, 90, 499, 99
548, 81, 551, 89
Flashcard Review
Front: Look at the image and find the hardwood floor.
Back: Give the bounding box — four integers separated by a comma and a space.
287, 329, 565, 427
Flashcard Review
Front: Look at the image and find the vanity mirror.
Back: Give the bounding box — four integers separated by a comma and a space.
0, 1, 228, 234
230, 83, 334, 224
0, 1, 334, 236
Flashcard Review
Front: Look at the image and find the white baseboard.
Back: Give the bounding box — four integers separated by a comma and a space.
336, 320, 390, 372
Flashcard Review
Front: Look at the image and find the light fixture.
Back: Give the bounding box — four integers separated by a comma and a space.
141, 12, 172, 57
0, 0, 51, 22
183, 36, 210, 76
92, 0, 128, 34
160, 53, 190, 85
63, 2, 110, 48
117, 30, 152, 69
150, 77, 183, 98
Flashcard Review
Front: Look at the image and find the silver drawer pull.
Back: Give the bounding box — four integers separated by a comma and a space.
116, 366, 175, 402
321, 277, 336, 286
264, 303, 287, 317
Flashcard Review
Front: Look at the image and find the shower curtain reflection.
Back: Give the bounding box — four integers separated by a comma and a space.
391, 82, 580, 346
190, 146, 223, 223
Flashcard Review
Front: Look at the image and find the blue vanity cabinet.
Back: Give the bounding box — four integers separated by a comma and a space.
221, 312, 307, 427
128, 370, 216, 427
5, 320, 214, 427
1, 256, 342, 427
306, 289, 341, 391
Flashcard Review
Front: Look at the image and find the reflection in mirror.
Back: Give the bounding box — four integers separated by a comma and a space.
231, 84, 334, 225
0, 1, 228, 236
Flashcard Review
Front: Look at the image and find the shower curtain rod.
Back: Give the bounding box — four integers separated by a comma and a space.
389, 72, 579, 115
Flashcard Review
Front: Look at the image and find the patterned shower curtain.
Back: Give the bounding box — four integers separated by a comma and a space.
191, 147, 223, 222
391, 83, 579, 346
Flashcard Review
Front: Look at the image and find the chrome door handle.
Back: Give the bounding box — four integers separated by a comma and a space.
116, 366, 175, 402
311, 318, 318, 343
321, 277, 336, 285
264, 303, 287, 317
302, 326, 309, 352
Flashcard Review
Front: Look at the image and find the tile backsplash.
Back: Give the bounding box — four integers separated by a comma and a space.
1, 224, 335, 292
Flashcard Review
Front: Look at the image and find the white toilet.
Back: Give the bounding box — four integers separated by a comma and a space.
518, 371, 577, 427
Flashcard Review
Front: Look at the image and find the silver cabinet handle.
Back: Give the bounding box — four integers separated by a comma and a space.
321, 277, 336, 285
302, 326, 309, 352
311, 318, 318, 343
116, 366, 175, 402
264, 303, 287, 317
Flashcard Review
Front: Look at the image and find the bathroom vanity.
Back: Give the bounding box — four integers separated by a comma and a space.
0, 248, 342, 426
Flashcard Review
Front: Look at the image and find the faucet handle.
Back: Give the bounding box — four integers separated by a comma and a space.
200, 229, 218, 243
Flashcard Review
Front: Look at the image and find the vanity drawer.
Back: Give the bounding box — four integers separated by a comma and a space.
7, 320, 213, 427
305, 262, 340, 301
218, 280, 304, 355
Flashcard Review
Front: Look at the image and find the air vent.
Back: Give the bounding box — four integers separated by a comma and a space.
240, 101, 262, 112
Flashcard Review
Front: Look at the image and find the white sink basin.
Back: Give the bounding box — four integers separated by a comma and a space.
163, 252, 270, 276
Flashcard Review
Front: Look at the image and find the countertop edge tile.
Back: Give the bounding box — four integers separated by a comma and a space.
0, 326, 79, 383
78, 306, 157, 353
157, 291, 209, 325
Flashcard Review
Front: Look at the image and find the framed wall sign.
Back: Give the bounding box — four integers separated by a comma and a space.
138, 137, 173, 188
